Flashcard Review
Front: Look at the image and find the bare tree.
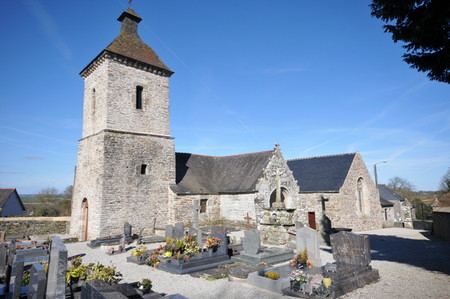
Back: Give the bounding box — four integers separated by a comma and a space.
387, 176, 415, 199
439, 168, 450, 193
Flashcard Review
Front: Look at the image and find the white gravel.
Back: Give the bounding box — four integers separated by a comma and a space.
64, 228, 450, 298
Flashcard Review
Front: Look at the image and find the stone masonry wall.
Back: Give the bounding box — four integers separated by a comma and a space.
0, 217, 70, 236
72, 56, 175, 240
296, 153, 382, 232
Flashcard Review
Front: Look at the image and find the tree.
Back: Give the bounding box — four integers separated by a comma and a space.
63, 185, 73, 199
387, 176, 415, 199
370, 0, 450, 84
439, 167, 450, 193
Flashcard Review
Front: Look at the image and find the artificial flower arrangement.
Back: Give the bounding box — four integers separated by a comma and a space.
130, 245, 148, 257
289, 269, 308, 283
204, 236, 221, 249
145, 235, 201, 267
289, 248, 309, 268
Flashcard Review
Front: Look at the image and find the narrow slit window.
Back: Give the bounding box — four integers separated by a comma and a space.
136, 86, 143, 109
140, 164, 147, 175
200, 199, 208, 213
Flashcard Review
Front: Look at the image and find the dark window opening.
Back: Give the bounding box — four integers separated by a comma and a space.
200, 199, 208, 213
140, 164, 147, 175
136, 86, 143, 109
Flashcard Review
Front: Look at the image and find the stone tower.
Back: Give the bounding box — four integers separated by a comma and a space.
70, 8, 175, 240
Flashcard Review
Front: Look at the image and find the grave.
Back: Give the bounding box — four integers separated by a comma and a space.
296, 227, 322, 267
282, 231, 379, 298
88, 222, 133, 248
157, 233, 233, 275
234, 230, 294, 264
165, 222, 185, 240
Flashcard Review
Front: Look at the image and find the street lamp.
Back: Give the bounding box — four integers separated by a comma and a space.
373, 161, 388, 187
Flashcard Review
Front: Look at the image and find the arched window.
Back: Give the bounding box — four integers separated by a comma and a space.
356, 177, 370, 214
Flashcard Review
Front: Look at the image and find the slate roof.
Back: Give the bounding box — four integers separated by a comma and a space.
378, 184, 405, 202
173, 151, 274, 194
380, 197, 394, 207
0, 188, 26, 210
81, 8, 173, 77
287, 153, 356, 192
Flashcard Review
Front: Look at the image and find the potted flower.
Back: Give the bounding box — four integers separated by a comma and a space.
204, 236, 221, 256
136, 278, 152, 295
289, 248, 308, 268
171, 252, 185, 265
289, 269, 308, 292
128, 245, 148, 264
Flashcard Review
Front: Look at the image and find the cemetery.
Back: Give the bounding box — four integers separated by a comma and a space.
0, 210, 382, 298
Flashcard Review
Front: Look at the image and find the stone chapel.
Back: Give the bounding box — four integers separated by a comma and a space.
70, 8, 382, 241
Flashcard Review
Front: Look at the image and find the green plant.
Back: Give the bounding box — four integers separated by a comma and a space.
131, 245, 147, 256
71, 256, 83, 267
85, 263, 118, 283
137, 278, 152, 290
66, 265, 88, 284
21, 271, 30, 286
264, 271, 280, 280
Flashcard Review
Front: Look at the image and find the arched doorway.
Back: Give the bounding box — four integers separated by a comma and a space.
80, 198, 89, 241
269, 187, 290, 207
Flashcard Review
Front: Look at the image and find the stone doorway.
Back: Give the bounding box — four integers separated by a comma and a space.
308, 212, 316, 229
80, 198, 89, 241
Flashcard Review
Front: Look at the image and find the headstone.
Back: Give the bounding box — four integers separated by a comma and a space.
0, 231, 6, 243
243, 230, 261, 255
296, 226, 322, 267
330, 231, 371, 270
46, 237, 68, 298
165, 224, 174, 239
174, 222, 185, 240
123, 222, 132, 238
27, 263, 46, 299
210, 226, 227, 236
82, 280, 127, 298
212, 234, 228, 256
10, 260, 25, 298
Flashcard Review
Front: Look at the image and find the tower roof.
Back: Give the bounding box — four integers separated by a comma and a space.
80, 8, 173, 77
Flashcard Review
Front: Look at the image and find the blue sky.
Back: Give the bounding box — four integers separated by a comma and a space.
1, 0, 449, 194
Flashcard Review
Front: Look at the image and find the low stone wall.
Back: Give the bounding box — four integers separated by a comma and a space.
0, 217, 70, 236
412, 220, 433, 231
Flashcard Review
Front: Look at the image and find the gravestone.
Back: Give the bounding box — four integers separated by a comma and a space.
237, 230, 294, 264
331, 231, 371, 271
193, 200, 200, 228
296, 226, 322, 267
210, 226, 227, 237
213, 234, 228, 256
174, 222, 185, 240
243, 230, 261, 255
165, 224, 174, 239
124, 222, 132, 238
27, 263, 46, 299
295, 221, 304, 229
46, 237, 68, 298
327, 231, 379, 297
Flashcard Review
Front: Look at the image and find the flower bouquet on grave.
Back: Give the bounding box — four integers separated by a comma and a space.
204, 236, 221, 249
289, 248, 308, 268
182, 235, 201, 258
289, 269, 308, 293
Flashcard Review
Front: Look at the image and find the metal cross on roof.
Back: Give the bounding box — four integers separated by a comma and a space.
128, 0, 133, 7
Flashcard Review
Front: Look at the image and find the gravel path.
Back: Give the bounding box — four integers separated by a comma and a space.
64, 228, 450, 298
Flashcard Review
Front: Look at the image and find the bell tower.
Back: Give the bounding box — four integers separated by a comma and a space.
70, 8, 175, 240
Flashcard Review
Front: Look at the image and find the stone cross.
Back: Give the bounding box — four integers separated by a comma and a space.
244, 213, 252, 230
128, 0, 133, 7
193, 199, 200, 228
319, 196, 329, 215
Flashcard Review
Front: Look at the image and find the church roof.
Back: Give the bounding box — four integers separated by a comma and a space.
378, 184, 405, 202
173, 151, 274, 194
287, 153, 356, 192
80, 8, 173, 77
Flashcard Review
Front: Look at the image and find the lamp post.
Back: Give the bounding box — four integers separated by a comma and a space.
373, 161, 387, 187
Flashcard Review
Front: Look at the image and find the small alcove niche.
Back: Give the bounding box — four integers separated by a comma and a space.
136, 85, 143, 109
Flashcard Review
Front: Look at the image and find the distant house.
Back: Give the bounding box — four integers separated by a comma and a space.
0, 189, 27, 217
378, 184, 414, 228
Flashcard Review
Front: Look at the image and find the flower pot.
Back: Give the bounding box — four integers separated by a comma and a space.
290, 281, 307, 292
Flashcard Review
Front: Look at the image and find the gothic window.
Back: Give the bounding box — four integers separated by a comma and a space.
356, 177, 369, 214
200, 199, 207, 213
136, 85, 143, 109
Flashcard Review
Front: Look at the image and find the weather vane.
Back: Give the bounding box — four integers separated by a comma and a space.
128, 0, 133, 7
